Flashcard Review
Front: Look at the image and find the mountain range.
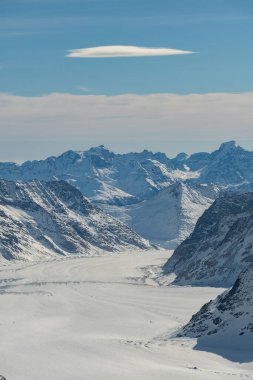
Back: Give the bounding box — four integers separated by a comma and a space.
1, 140, 252, 246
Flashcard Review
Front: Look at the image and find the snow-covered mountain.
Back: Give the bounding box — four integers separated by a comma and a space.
104, 182, 220, 247
176, 140, 253, 185
0, 179, 151, 261
1, 142, 252, 192
178, 265, 253, 355
0, 141, 253, 246
198, 141, 253, 184
163, 192, 253, 286
0, 145, 177, 205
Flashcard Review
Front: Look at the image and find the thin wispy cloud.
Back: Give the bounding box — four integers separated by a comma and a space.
66, 45, 194, 58
75, 86, 95, 92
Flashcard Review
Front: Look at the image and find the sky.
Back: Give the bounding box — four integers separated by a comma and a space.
1, 0, 253, 161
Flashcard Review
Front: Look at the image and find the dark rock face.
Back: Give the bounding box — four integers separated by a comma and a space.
0, 180, 151, 261
178, 265, 253, 341
163, 192, 253, 286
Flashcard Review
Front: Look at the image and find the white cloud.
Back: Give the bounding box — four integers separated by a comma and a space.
0, 93, 252, 151
66, 45, 194, 58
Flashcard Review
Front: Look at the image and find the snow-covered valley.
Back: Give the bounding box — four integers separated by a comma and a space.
0, 250, 252, 380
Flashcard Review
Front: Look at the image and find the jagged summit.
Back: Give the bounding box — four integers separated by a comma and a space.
90, 144, 107, 150
174, 152, 189, 161
57, 150, 81, 161
85, 145, 114, 158
218, 140, 239, 152
197, 141, 253, 185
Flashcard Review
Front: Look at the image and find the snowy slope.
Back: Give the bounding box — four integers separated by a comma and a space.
0, 179, 151, 261
178, 265, 253, 358
163, 192, 253, 286
104, 182, 220, 247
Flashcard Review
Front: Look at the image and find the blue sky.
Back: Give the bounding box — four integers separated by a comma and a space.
0, 0, 253, 161
1, 0, 253, 95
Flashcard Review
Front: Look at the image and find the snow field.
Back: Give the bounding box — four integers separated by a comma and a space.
0, 251, 252, 380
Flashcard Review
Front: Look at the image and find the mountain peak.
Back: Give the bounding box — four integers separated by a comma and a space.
58, 150, 81, 160
86, 145, 113, 155
218, 140, 239, 152
174, 152, 188, 161
87, 144, 106, 151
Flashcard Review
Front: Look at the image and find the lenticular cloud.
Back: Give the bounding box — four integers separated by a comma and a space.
66, 45, 194, 58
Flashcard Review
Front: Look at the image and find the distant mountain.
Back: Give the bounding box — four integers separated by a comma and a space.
0, 180, 151, 261
163, 192, 253, 286
0, 145, 176, 205
0, 141, 253, 246
178, 265, 253, 357
195, 141, 253, 185
173, 141, 253, 185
